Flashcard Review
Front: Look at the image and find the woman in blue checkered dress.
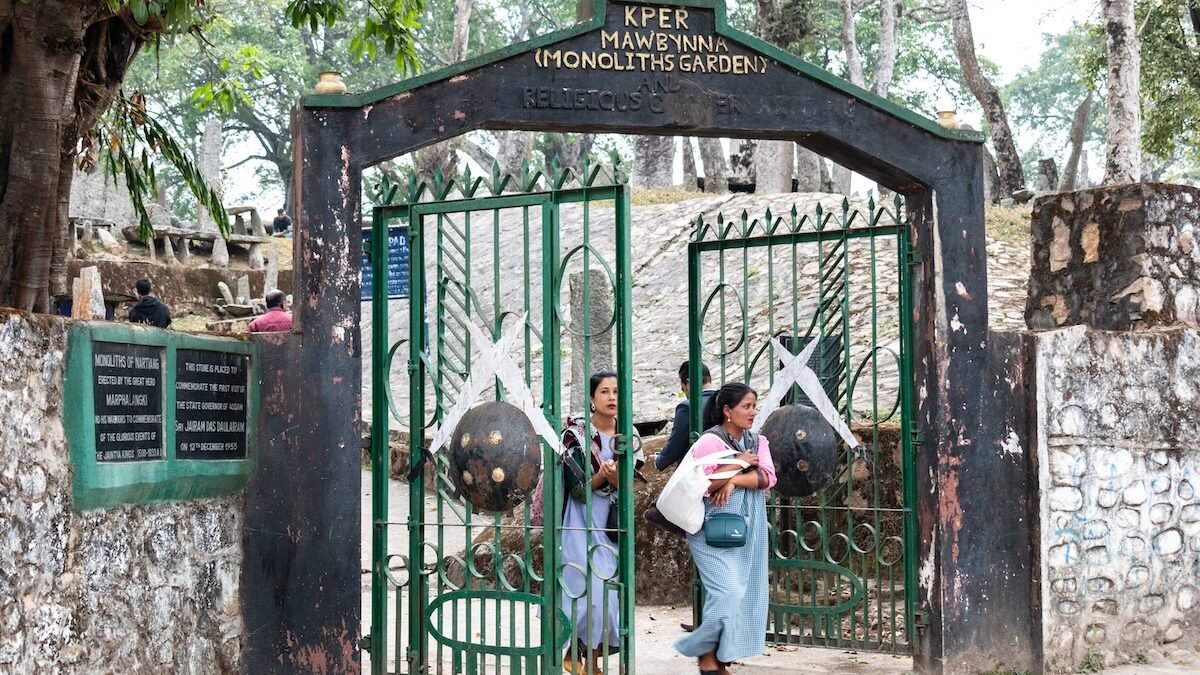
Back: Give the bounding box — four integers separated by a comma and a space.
674, 383, 777, 675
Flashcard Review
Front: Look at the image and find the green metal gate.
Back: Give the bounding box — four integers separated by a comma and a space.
365, 159, 637, 674
686, 196, 919, 654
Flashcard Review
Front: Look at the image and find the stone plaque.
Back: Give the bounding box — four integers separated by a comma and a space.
92, 341, 165, 463
175, 349, 249, 460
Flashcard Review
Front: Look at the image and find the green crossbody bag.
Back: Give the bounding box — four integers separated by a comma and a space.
702, 428, 755, 548
703, 494, 750, 548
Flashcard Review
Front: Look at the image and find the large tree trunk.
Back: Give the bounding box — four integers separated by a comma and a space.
632, 136, 675, 187
0, 3, 142, 310
495, 131, 534, 178
681, 137, 699, 191
413, 0, 475, 182
541, 134, 595, 172
1060, 90, 1094, 191
697, 137, 728, 193
872, 0, 898, 98
0, 1, 87, 310
754, 141, 794, 194
949, 0, 1025, 200
838, 0, 898, 196
795, 147, 824, 192
840, 0, 866, 87
1101, 0, 1140, 184
752, 0, 794, 194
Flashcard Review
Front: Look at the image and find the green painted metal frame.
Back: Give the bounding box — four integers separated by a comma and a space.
366, 161, 635, 674
63, 322, 258, 511
686, 196, 919, 653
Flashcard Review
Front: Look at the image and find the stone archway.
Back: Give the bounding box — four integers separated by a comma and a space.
242, 2, 1037, 673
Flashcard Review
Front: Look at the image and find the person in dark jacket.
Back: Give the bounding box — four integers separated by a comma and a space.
652, 360, 716, 471
272, 208, 292, 235
128, 277, 172, 328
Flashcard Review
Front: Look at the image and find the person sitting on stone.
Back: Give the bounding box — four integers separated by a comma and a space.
128, 277, 172, 328
248, 289, 292, 333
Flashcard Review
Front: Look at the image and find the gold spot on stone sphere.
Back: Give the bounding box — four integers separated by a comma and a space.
491, 467, 506, 483
794, 429, 808, 442
489, 430, 503, 445
460, 433, 471, 447
462, 470, 474, 486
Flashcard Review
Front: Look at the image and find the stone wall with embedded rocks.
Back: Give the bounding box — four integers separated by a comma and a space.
0, 311, 245, 673
1027, 183, 1200, 331
1035, 325, 1200, 672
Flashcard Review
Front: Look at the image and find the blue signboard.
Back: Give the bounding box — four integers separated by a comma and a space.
361, 226, 411, 300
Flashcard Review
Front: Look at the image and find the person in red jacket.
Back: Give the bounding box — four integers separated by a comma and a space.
248, 289, 292, 332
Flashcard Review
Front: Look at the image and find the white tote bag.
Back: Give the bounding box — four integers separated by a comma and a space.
655, 445, 749, 534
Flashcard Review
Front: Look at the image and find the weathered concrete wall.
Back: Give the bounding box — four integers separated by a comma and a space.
1027, 183, 1200, 331
0, 311, 245, 673
1035, 326, 1200, 671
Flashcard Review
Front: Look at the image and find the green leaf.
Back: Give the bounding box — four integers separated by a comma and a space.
131, 0, 149, 26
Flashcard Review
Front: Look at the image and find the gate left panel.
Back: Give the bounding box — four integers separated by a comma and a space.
364, 163, 635, 675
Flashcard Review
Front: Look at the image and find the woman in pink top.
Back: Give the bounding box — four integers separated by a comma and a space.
674, 382, 777, 675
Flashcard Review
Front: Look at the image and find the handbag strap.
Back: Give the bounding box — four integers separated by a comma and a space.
703, 428, 755, 521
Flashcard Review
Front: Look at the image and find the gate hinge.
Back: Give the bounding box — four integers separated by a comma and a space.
914, 610, 929, 629
360, 633, 372, 651
910, 430, 925, 446
907, 251, 923, 268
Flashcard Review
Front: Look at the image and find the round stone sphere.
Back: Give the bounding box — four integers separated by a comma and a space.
449, 401, 542, 513
759, 404, 839, 497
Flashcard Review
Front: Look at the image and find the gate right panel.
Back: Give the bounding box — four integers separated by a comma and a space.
686, 196, 918, 654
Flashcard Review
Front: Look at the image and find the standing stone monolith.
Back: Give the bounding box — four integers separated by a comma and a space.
72, 267, 105, 320
197, 119, 228, 268
265, 241, 279, 293
236, 276, 251, 304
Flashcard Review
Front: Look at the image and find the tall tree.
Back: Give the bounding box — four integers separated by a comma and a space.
632, 137, 675, 187
681, 138, 699, 192
834, 0, 904, 193
1060, 91, 1094, 190
698, 137, 729, 193
0, 0, 422, 311
754, 0, 795, 193
949, 0, 1026, 199
1003, 26, 1104, 191
1134, 0, 1200, 180
413, 0, 475, 179
1102, 0, 1141, 183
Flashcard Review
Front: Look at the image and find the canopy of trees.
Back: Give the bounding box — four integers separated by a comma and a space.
2, 0, 1196, 312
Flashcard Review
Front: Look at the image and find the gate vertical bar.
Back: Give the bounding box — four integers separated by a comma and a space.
613, 183, 636, 672
540, 198, 562, 672
686, 236, 704, 629
369, 210, 390, 675
408, 213, 429, 674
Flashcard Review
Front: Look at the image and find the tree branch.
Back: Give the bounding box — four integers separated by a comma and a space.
225, 154, 272, 170
841, 0, 866, 87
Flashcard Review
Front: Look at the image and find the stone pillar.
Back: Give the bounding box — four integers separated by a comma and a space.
242, 107, 362, 673
265, 240, 279, 293
569, 269, 614, 409
72, 267, 105, 320
1027, 183, 1200, 331
197, 119, 229, 268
